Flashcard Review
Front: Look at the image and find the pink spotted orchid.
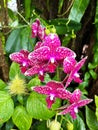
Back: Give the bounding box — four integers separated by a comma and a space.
32, 80, 72, 108
58, 89, 92, 119
29, 34, 76, 73
63, 56, 87, 87
9, 49, 32, 73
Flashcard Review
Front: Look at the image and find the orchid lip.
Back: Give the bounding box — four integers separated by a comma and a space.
50, 57, 55, 64
39, 70, 44, 76
74, 106, 78, 113
22, 61, 27, 66
50, 94, 55, 100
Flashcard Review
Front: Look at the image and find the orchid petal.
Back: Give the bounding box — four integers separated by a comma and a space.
43, 33, 61, 48
28, 46, 50, 61
63, 57, 76, 73
46, 96, 55, 108
56, 47, 76, 61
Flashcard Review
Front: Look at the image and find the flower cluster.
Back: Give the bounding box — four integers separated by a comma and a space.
9, 19, 92, 119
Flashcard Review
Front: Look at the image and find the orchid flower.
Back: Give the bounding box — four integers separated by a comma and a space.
58, 89, 92, 119
24, 61, 49, 81
9, 49, 32, 73
29, 34, 76, 73
63, 57, 87, 87
32, 81, 72, 108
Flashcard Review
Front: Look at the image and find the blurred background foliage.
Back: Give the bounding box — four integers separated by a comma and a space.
0, 0, 98, 129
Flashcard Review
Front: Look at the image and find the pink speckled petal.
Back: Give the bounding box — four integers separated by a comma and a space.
24, 66, 39, 76
38, 25, 46, 40
33, 86, 51, 95
9, 52, 25, 64
63, 57, 76, 73
34, 41, 44, 50
28, 46, 50, 61
43, 33, 61, 49
46, 81, 64, 90
19, 49, 29, 57
56, 47, 76, 61
56, 88, 72, 100
70, 89, 82, 103
77, 99, 93, 107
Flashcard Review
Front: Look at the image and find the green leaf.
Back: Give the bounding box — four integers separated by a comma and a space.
0, 79, 6, 90
0, 91, 14, 124
73, 115, 86, 130
5, 29, 21, 54
12, 106, 32, 130
88, 63, 97, 69
86, 106, 98, 130
9, 62, 24, 80
48, 18, 81, 35
26, 92, 61, 120
69, 0, 90, 22
27, 76, 41, 88
89, 70, 97, 80
5, 27, 34, 54
95, 95, 98, 121
84, 72, 90, 81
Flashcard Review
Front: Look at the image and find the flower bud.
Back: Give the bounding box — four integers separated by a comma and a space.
66, 121, 74, 130
49, 120, 61, 130
45, 29, 50, 35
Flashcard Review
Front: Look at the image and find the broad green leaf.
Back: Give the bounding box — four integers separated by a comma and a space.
5, 27, 34, 54
27, 77, 41, 89
26, 92, 61, 120
73, 115, 86, 130
88, 63, 97, 69
9, 62, 24, 80
5, 29, 21, 54
25, 0, 31, 19
0, 91, 14, 124
86, 106, 98, 130
69, 0, 90, 22
0, 79, 6, 90
12, 106, 32, 130
95, 95, 98, 121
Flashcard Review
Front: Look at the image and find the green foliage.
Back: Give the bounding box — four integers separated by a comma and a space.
0, 91, 14, 124
25, 0, 31, 19
95, 95, 98, 121
86, 106, 98, 130
9, 62, 24, 80
26, 92, 61, 120
12, 105, 32, 130
0, 79, 6, 90
69, 0, 90, 22
5, 27, 36, 54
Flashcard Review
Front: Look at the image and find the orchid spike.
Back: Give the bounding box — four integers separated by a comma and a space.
32, 81, 71, 108
65, 57, 87, 87
9, 49, 32, 73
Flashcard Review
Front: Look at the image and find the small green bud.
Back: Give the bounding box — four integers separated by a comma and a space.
66, 121, 74, 130
49, 120, 61, 130
50, 28, 56, 33
45, 29, 50, 35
